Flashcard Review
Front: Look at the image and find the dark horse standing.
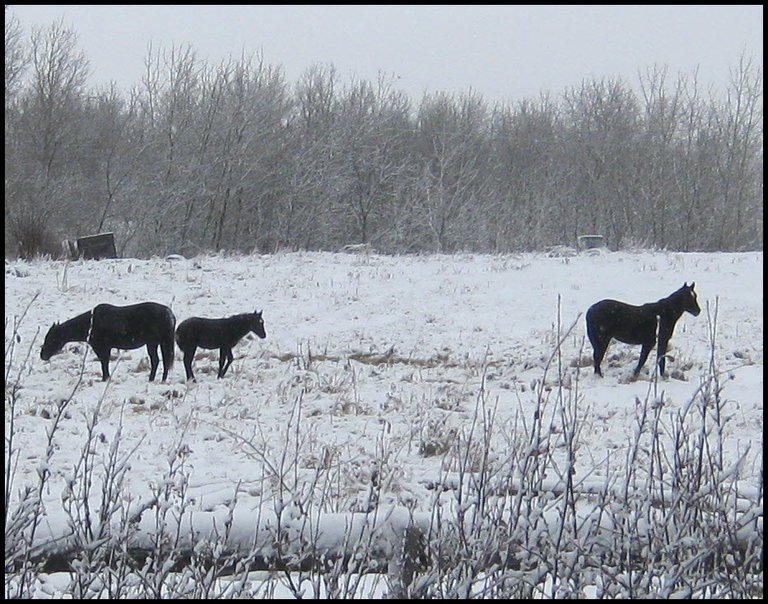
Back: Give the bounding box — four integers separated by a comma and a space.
175, 310, 266, 381
41, 302, 176, 382
586, 283, 701, 378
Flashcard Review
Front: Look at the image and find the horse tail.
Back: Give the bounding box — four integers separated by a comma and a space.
164, 306, 177, 370
585, 304, 598, 344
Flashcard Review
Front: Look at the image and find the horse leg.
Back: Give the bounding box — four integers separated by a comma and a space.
218, 348, 226, 378
182, 348, 196, 381
592, 337, 609, 377
656, 327, 673, 376
89, 342, 112, 382
147, 345, 159, 382
219, 347, 233, 378
160, 340, 174, 381
93, 346, 111, 381
587, 320, 606, 376
634, 341, 654, 377
225, 349, 234, 376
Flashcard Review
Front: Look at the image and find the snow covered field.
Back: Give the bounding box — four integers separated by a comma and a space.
5, 248, 763, 597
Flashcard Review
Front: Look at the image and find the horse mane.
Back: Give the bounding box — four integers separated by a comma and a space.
655, 283, 694, 317
60, 310, 94, 340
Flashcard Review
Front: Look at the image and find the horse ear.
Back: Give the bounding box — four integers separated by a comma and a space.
690, 282, 695, 289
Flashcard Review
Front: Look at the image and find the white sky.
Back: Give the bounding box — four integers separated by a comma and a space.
7, 5, 764, 102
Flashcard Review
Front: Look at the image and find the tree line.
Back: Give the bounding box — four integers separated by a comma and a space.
5, 16, 763, 258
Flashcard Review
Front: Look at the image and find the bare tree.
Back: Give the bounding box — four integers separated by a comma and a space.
487, 94, 562, 251
4, 13, 28, 104
332, 75, 413, 247
5, 12, 30, 255
414, 91, 490, 252
130, 43, 203, 255
194, 53, 292, 253
635, 65, 684, 249
6, 19, 89, 257
711, 54, 763, 250
667, 70, 716, 251
277, 64, 343, 250
562, 78, 640, 249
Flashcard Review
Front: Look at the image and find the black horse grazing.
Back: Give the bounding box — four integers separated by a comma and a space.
40, 302, 176, 382
586, 283, 701, 378
175, 310, 266, 381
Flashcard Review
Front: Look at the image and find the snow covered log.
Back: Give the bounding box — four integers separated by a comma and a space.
16, 504, 430, 578
14, 497, 763, 577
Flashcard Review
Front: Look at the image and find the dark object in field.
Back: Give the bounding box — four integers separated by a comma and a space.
75, 232, 117, 259
41, 302, 176, 381
586, 283, 700, 378
175, 310, 266, 381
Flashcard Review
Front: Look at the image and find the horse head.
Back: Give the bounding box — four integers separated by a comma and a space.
252, 310, 266, 339
682, 282, 701, 316
40, 322, 63, 360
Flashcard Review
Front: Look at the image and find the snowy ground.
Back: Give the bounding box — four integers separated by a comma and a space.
4, 248, 763, 595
